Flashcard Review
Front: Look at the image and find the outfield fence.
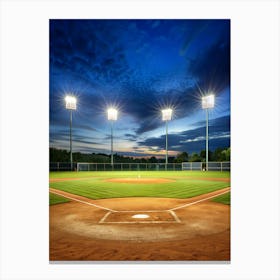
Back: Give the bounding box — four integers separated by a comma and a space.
50, 162, 77, 171
182, 161, 230, 171
49, 161, 230, 172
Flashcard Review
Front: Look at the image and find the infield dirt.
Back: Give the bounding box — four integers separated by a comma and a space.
49, 187, 230, 261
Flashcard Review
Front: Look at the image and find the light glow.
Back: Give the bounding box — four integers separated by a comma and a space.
161, 108, 173, 121
65, 95, 77, 110
107, 108, 118, 121
202, 94, 215, 109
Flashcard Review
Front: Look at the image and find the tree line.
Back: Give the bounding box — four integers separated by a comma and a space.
50, 147, 230, 163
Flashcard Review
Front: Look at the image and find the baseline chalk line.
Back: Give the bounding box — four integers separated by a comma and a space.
169, 190, 230, 211
50, 190, 116, 212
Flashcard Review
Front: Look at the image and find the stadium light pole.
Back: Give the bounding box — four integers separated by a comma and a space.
107, 108, 118, 167
162, 108, 173, 170
202, 94, 215, 171
65, 95, 77, 171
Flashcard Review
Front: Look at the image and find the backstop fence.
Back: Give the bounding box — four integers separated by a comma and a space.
49, 162, 230, 172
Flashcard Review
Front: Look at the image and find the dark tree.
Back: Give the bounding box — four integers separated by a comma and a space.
175, 152, 189, 163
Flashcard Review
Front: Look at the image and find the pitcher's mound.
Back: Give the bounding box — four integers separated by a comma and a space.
106, 178, 175, 184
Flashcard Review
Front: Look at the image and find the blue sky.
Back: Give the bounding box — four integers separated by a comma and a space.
50, 19, 230, 158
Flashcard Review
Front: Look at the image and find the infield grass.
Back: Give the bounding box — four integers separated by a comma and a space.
211, 192, 231, 205
49, 192, 70, 205
49, 171, 230, 200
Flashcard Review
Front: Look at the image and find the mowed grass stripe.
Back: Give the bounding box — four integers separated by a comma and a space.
50, 176, 229, 200
50, 181, 125, 198
49, 192, 70, 205
57, 185, 122, 198
212, 192, 231, 205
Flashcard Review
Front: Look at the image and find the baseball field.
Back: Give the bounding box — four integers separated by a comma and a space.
49, 170, 230, 261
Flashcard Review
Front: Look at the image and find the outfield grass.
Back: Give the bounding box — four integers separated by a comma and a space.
212, 192, 231, 205
49, 171, 230, 200
49, 193, 70, 205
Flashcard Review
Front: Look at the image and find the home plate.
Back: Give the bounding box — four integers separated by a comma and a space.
99, 211, 180, 224
132, 214, 150, 219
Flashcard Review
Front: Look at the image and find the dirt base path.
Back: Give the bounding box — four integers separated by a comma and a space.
50, 187, 230, 261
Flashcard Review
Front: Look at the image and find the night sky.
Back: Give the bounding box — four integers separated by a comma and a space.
50, 19, 230, 158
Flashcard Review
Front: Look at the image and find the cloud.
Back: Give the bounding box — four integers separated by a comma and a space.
50, 20, 230, 155
151, 20, 161, 29
124, 133, 138, 141
179, 21, 209, 56
50, 20, 131, 91
137, 115, 230, 154
188, 23, 230, 94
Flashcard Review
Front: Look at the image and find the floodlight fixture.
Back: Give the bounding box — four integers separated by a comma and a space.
107, 108, 118, 121
65, 95, 77, 110
161, 108, 173, 169
161, 108, 173, 121
202, 94, 215, 109
202, 94, 215, 171
64, 95, 77, 171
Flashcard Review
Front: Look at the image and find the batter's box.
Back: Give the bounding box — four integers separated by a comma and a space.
99, 210, 181, 224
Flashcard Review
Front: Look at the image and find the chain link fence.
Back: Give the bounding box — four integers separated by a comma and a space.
50, 162, 230, 171
182, 161, 230, 171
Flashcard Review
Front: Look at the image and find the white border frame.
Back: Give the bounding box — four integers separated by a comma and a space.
1, 0, 279, 279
